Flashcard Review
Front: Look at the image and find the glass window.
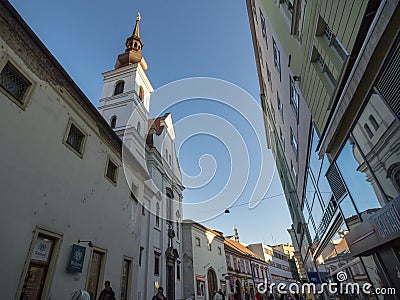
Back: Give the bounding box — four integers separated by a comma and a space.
336, 140, 382, 216
352, 93, 400, 202
273, 39, 281, 78
290, 76, 299, 119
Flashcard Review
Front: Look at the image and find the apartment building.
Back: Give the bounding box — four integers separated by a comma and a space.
247, 0, 400, 296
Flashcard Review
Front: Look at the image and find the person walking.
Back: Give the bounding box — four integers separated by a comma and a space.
213, 290, 223, 300
152, 287, 167, 300
218, 289, 226, 300
98, 281, 116, 300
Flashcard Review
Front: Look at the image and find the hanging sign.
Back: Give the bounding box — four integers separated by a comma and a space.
67, 244, 86, 273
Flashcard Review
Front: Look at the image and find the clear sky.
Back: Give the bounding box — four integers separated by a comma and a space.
9, 0, 293, 245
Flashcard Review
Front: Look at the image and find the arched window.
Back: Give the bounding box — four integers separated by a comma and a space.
155, 203, 160, 227
394, 169, 400, 192
110, 116, 117, 129
114, 81, 124, 95
388, 164, 400, 193
137, 122, 141, 134
369, 115, 379, 130
364, 124, 373, 138
139, 86, 144, 101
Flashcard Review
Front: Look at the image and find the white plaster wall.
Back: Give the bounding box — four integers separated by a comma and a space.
182, 224, 227, 300
0, 37, 144, 300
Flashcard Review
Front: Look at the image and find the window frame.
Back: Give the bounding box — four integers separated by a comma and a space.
0, 58, 34, 110
290, 76, 299, 120
63, 119, 87, 158
114, 80, 125, 96
154, 251, 161, 276
272, 38, 281, 80
105, 157, 119, 185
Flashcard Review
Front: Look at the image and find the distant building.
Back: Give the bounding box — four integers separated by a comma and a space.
272, 244, 301, 282
247, 243, 293, 288
182, 220, 227, 300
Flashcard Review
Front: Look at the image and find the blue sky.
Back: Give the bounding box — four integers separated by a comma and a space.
9, 0, 293, 245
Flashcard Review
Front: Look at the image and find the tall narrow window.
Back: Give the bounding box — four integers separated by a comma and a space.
176, 220, 180, 239
139, 247, 144, 266
272, 39, 281, 79
110, 116, 117, 129
177, 262, 181, 280
139, 86, 144, 100
290, 129, 298, 157
105, 159, 118, 184
277, 92, 283, 121
364, 124, 373, 138
369, 115, 379, 130
137, 122, 141, 134
154, 252, 160, 276
260, 10, 268, 48
155, 203, 160, 227
114, 81, 124, 95
290, 76, 299, 119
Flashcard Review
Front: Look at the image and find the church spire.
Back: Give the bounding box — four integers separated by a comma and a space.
125, 12, 143, 52
115, 12, 146, 69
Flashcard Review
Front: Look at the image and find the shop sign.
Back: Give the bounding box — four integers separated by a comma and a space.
67, 244, 86, 273
31, 237, 52, 262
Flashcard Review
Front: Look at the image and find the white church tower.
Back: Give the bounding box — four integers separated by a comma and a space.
98, 13, 184, 300
98, 13, 153, 170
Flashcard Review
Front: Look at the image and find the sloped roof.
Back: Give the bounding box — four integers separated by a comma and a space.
224, 236, 265, 262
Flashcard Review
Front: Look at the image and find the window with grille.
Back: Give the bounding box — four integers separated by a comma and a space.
65, 123, 86, 155
106, 159, 118, 184
0, 61, 31, 104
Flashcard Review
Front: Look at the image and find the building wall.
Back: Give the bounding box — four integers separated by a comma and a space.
248, 0, 400, 293
182, 222, 227, 300
0, 20, 143, 300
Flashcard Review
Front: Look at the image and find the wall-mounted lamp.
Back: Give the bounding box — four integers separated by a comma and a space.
78, 240, 93, 247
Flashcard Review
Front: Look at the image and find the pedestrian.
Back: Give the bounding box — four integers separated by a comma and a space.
152, 287, 167, 300
70, 290, 90, 300
98, 280, 116, 300
245, 291, 250, 300
255, 292, 261, 300
213, 290, 222, 300
218, 289, 226, 300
